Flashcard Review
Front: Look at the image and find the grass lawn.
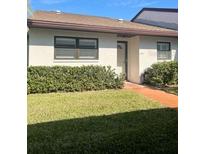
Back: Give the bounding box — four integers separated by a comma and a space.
160, 86, 178, 95
28, 90, 178, 154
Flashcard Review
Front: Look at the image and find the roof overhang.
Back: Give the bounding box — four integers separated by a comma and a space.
27, 19, 178, 37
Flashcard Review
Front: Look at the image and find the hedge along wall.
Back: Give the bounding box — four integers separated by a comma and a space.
27, 66, 124, 94
143, 61, 178, 87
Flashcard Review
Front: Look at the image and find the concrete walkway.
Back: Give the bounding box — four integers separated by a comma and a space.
124, 82, 178, 108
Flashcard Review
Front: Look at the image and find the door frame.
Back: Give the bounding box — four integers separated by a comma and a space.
117, 41, 128, 80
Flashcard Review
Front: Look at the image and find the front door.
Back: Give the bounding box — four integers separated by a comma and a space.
117, 41, 127, 79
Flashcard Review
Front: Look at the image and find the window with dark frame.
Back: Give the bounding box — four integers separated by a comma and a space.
54, 36, 98, 60
157, 42, 171, 60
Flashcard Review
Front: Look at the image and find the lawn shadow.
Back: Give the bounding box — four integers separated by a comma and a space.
28, 108, 178, 154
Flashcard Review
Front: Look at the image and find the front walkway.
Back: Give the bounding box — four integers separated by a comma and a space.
124, 82, 178, 108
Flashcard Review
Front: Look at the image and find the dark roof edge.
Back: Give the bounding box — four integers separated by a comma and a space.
28, 19, 178, 37
131, 7, 178, 22
134, 19, 178, 30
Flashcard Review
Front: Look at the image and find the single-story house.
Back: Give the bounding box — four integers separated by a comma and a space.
27, 9, 178, 83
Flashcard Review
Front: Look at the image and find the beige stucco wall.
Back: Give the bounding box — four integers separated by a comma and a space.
28, 28, 140, 83
139, 36, 178, 82
28, 28, 177, 84
29, 28, 121, 73
127, 36, 140, 83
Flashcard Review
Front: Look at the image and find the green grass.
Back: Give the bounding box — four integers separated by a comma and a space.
28, 90, 178, 154
160, 86, 178, 95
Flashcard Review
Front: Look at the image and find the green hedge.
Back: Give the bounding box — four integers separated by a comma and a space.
27, 66, 124, 94
143, 61, 178, 87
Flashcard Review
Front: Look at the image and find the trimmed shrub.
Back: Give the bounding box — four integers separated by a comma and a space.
143, 61, 178, 87
27, 66, 124, 94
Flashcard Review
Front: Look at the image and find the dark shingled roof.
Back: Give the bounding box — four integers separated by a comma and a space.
131, 8, 178, 30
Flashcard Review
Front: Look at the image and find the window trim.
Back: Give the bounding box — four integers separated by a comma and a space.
54, 36, 99, 60
157, 41, 171, 60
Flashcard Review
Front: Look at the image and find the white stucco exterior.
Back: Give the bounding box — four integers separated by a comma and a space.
29, 28, 117, 68
28, 28, 178, 83
127, 36, 140, 83
138, 36, 178, 82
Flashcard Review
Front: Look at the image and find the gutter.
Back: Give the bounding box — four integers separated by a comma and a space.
27, 19, 178, 37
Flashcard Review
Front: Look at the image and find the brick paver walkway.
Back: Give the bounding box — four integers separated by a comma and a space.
124, 82, 178, 108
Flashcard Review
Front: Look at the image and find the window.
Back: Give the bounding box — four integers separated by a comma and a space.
54, 36, 98, 60
157, 42, 171, 60
55, 37, 76, 48
79, 39, 97, 49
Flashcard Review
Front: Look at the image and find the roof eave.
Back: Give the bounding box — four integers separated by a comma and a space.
27, 19, 178, 37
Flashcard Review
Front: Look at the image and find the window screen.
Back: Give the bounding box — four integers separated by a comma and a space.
55, 37, 76, 48
54, 48, 76, 59
79, 39, 97, 49
79, 49, 98, 59
54, 37, 98, 60
157, 42, 171, 60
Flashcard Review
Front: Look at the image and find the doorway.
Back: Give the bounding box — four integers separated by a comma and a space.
117, 41, 128, 79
